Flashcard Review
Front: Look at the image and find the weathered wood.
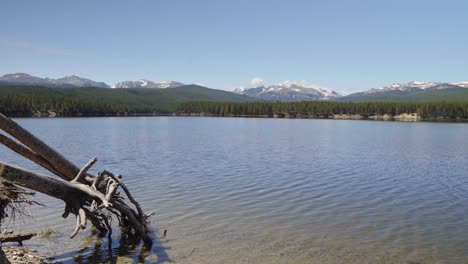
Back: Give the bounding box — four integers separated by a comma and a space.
0, 114, 153, 248
72, 157, 97, 183
0, 162, 76, 201
85, 209, 108, 234
70, 215, 81, 239
0, 162, 110, 208
78, 208, 87, 229
0, 232, 36, 246
102, 171, 144, 221
0, 113, 80, 181
0, 134, 62, 177
105, 179, 119, 201
112, 202, 152, 246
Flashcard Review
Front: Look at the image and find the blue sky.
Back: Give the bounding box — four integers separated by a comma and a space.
1, 0, 467, 93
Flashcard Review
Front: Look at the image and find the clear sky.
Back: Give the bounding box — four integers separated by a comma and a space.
1, 0, 467, 93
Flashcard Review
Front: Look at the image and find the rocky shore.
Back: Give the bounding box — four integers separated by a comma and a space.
333, 113, 420, 121
1, 246, 57, 264
177, 112, 426, 121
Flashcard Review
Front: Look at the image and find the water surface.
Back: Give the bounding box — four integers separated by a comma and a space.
1, 117, 468, 263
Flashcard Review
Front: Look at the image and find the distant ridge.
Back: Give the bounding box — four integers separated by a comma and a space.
1, 73, 467, 102
0, 73, 110, 88
340, 81, 468, 102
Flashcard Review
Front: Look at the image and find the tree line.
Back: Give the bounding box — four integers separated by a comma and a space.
2, 93, 468, 119
0, 95, 167, 117
176, 101, 468, 119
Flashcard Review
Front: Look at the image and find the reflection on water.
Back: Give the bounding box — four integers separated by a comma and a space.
1, 117, 468, 263
69, 231, 167, 264
31, 229, 170, 263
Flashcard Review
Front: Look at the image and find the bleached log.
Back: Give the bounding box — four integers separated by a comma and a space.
0, 162, 110, 208
0, 134, 62, 177
1, 163, 80, 201
0, 114, 153, 248
0, 113, 81, 181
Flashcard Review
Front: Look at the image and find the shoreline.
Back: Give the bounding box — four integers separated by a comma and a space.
1, 246, 57, 263
5, 112, 468, 122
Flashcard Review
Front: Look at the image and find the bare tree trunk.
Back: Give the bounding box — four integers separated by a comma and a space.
0, 113, 153, 248
0, 114, 80, 181
0, 163, 109, 207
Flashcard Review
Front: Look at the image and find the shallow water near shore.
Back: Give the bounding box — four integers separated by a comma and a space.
2, 117, 468, 263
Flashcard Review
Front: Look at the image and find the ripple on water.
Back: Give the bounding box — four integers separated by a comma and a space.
2, 117, 468, 263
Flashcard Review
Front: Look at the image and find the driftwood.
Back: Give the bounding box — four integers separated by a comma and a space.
0, 232, 36, 246
0, 113, 153, 247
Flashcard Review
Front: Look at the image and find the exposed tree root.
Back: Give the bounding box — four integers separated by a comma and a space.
0, 113, 153, 248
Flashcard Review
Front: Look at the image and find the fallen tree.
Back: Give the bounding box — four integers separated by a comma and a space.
0, 232, 36, 246
0, 113, 153, 247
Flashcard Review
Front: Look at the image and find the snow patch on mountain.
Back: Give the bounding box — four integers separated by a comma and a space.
234, 80, 342, 101
454, 81, 468, 88
56, 75, 109, 88
366, 81, 439, 93
113, 80, 185, 88
365, 80, 468, 94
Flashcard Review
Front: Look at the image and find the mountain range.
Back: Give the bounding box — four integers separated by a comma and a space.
234, 81, 341, 101
0, 73, 189, 90
0, 73, 110, 88
1, 73, 467, 102
113, 80, 185, 89
338, 81, 468, 102
236, 80, 468, 102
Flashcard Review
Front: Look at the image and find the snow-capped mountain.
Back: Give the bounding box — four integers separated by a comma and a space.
113, 80, 185, 89
55, 75, 109, 88
0, 73, 110, 88
339, 80, 468, 102
454, 81, 468, 88
234, 81, 342, 101
364, 81, 467, 94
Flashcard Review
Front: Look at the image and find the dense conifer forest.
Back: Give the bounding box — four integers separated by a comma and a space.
0, 85, 252, 116
1, 85, 468, 120
177, 101, 468, 120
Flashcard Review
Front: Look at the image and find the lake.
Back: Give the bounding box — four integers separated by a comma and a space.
1, 117, 468, 263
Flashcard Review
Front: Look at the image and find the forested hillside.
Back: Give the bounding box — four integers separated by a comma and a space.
0, 85, 254, 116
2, 85, 468, 120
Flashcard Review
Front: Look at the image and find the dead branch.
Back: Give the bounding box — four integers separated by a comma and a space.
0, 114, 153, 248
0, 179, 37, 224
0, 232, 36, 246
72, 157, 97, 183
70, 215, 81, 239
102, 171, 144, 221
